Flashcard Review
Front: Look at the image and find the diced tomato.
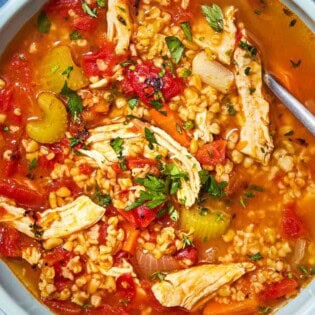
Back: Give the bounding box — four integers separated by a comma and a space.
116, 273, 136, 301
0, 179, 43, 208
282, 204, 307, 239
3, 159, 18, 177
166, 6, 192, 24
82, 42, 124, 77
260, 279, 298, 301
42, 299, 82, 315
0, 225, 21, 257
73, 15, 99, 32
44, 0, 82, 17
126, 157, 157, 169
44, 246, 73, 266
98, 222, 108, 244
122, 62, 184, 105
195, 140, 227, 166
84, 305, 130, 315
79, 163, 95, 175
175, 246, 198, 265
48, 178, 82, 198
118, 203, 163, 229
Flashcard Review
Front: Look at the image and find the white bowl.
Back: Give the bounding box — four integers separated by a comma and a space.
0, 1, 314, 314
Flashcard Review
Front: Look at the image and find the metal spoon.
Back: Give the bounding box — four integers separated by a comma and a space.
263, 73, 315, 136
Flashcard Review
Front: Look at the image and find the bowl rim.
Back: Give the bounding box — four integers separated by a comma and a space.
0, 0, 315, 314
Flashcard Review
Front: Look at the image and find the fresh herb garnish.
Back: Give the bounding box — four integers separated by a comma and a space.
150, 100, 163, 110
110, 137, 124, 158
70, 30, 82, 40
168, 205, 179, 222
240, 196, 247, 208
180, 21, 192, 41
289, 19, 297, 27
201, 4, 224, 33
62, 66, 73, 79
290, 59, 301, 68
92, 184, 111, 207
82, 2, 97, 18
29, 222, 44, 238
180, 68, 191, 78
254, 9, 262, 15
28, 158, 37, 171
257, 306, 272, 314
145, 127, 157, 149
244, 66, 251, 75
69, 137, 83, 148
248, 252, 263, 261
37, 11, 51, 34
182, 232, 194, 248
120, 60, 134, 67
97, 0, 106, 7
165, 36, 185, 64
150, 272, 166, 281
2, 125, 9, 132
128, 97, 139, 110
226, 101, 237, 116
60, 81, 83, 120
239, 41, 257, 58
199, 170, 228, 199
299, 265, 308, 274
183, 120, 194, 130
51, 65, 60, 73
284, 130, 294, 136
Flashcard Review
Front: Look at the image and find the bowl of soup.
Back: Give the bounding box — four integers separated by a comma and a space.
0, 0, 315, 314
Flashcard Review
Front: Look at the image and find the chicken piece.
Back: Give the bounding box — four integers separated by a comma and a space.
0, 196, 105, 239
181, 0, 190, 10
152, 262, 255, 311
107, 0, 132, 55
234, 35, 274, 164
194, 6, 237, 65
80, 119, 201, 207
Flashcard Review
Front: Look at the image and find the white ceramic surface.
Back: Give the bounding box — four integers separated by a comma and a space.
0, 1, 314, 314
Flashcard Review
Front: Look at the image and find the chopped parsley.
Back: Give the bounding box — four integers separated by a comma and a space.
257, 306, 272, 314
248, 252, 263, 261
289, 19, 297, 27
69, 137, 84, 148
182, 232, 194, 248
97, 0, 106, 7
165, 36, 185, 64
2, 125, 9, 132
244, 66, 251, 75
51, 65, 60, 73
290, 59, 302, 68
82, 2, 97, 18
70, 30, 82, 40
28, 158, 37, 171
168, 205, 179, 222
284, 130, 294, 136
180, 21, 192, 41
239, 40, 257, 58
128, 97, 139, 110
201, 4, 224, 33
62, 66, 73, 79
150, 100, 163, 110
110, 137, 124, 158
37, 11, 51, 34
226, 101, 237, 116
120, 60, 135, 67
145, 127, 157, 149
183, 120, 195, 130
180, 68, 191, 78
92, 184, 112, 207
150, 272, 166, 281
199, 170, 228, 199
60, 81, 83, 120
29, 222, 44, 238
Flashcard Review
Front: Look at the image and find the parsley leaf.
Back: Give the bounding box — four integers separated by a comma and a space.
290, 59, 302, 68
28, 158, 37, 171
248, 252, 263, 261
70, 30, 82, 40
168, 205, 179, 222
37, 11, 51, 34
180, 22, 192, 41
62, 66, 74, 79
110, 137, 124, 158
182, 232, 194, 248
150, 100, 163, 110
128, 97, 139, 110
199, 171, 227, 199
145, 127, 157, 149
82, 2, 97, 18
257, 306, 272, 314
226, 101, 237, 116
150, 272, 166, 281
183, 120, 194, 130
239, 41, 257, 58
97, 0, 106, 7
92, 184, 111, 207
180, 68, 191, 78
201, 4, 224, 33
244, 66, 251, 75
60, 81, 83, 120
165, 36, 185, 64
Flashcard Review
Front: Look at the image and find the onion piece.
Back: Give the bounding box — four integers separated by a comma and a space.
192, 51, 234, 93
291, 238, 307, 267
135, 248, 180, 279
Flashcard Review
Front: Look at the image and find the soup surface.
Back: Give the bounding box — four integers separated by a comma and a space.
0, 0, 315, 314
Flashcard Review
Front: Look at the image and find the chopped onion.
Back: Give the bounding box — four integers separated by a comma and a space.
135, 248, 180, 279
192, 51, 234, 93
291, 238, 307, 267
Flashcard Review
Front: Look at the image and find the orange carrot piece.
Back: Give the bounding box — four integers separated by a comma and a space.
203, 298, 259, 315
149, 106, 191, 148
121, 222, 140, 254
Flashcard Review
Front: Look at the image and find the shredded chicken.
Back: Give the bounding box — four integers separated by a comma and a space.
0, 196, 105, 239
234, 34, 274, 164
194, 6, 237, 65
107, 0, 132, 55
152, 262, 255, 311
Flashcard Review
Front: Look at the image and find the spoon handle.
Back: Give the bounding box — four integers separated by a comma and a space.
263, 73, 315, 136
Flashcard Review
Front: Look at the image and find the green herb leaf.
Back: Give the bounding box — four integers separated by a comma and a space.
62, 66, 74, 79
37, 11, 51, 34
180, 68, 191, 78
28, 158, 37, 171
92, 184, 112, 207
180, 22, 192, 41
183, 120, 194, 130
239, 41, 257, 58
248, 252, 263, 261
150, 272, 166, 281
2, 125, 9, 132
289, 19, 297, 27
299, 265, 308, 274
199, 171, 227, 199
150, 100, 163, 110
244, 66, 251, 75
120, 60, 134, 67
165, 36, 185, 64
290, 59, 302, 68
51, 65, 60, 73
257, 306, 272, 314
182, 232, 194, 249
82, 2, 97, 18
226, 101, 237, 116
69, 137, 83, 148
128, 97, 139, 110
244, 191, 255, 198
145, 127, 157, 149
248, 185, 265, 192
97, 0, 106, 7
60, 81, 83, 119
70, 30, 82, 40
201, 4, 224, 33
110, 137, 124, 158
240, 196, 247, 208
162, 163, 188, 179
168, 205, 179, 221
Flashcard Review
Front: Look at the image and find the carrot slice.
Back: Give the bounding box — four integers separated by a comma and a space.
121, 222, 140, 254
203, 298, 259, 315
149, 106, 191, 148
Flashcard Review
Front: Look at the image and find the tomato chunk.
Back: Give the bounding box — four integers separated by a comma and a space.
0, 179, 43, 208
260, 279, 298, 301
0, 225, 21, 257
195, 140, 227, 166
42, 299, 82, 315
282, 204, 307, 239
122, 62, 184, 105
175, 246, 198, 265
116, 273, 136, 301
